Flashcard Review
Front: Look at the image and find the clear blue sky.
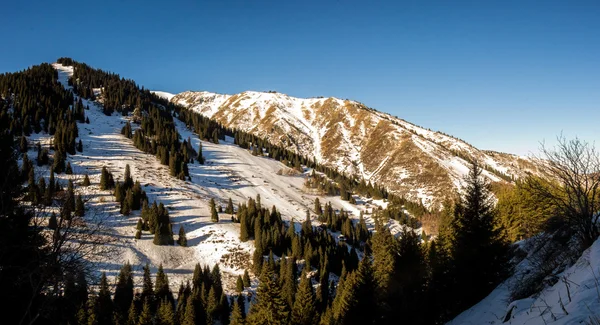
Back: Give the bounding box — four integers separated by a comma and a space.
2, 0, 599, 155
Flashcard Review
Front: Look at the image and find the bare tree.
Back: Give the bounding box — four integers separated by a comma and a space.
18, 192, 117, 325
529, 135, 600, 249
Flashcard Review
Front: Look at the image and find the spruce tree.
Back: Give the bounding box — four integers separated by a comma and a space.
243, 270, 251, 288
197, 143, 204, 164
48, 213, 58, 230
290, 271, 317, 325
178, 226, 187, 247
157, 299, 175, 325
181, 295, 196, 325
226, 198, 234, 214
449, 160, 510, 314
236, 275, 244, 293
75, 195, 85, 217
247, 261, 289, 324
210, 198, 219, 222
77, 139, 83, 152
230, 299, 245, 325
82, 174, 91, 186
141, 263, 154, 302
114, 262, 134, 317
137, 299, 152, 325
66, 162, 73, 174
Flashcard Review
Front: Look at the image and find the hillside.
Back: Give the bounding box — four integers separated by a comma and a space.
171, 90, 545, 208
44, 63, 403, 293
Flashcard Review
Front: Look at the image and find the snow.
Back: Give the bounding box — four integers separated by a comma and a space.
450, 238, 600, 325
169, 89, 543, 210
151, 90, 176, 101
38, 64, 402, 293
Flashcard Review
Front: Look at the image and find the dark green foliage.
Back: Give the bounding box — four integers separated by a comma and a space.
247, 261, 289, 324
447, 160, 510, 316
48, 212, 58, 230
243, 270, 251, 288
226, 197, 234, 214
197, 142, 205, 164
100, 166, 115, 190
230, 299, 245, 325
210, 198, 219, 222
291, 271, 317, 325
113, 262, 134, 318
82, 174, 91, 186
75, 195, 85, 217
178, 225, 187, 247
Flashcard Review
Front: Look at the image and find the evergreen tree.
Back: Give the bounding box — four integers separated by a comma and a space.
82, 174, 91, 186
181, 295, 196, 325
197, 143, 204, 164
137, 299, 152, 325
48, 213, 58, 230
77, 139, 83, 152
247, 261, 289, 324
178, 226, 187, 247
226, 198, 234, 214
75, 195, 85, 217
141, 263, 154, 302
66, 162, 73, 174
96, 272, 114, 325
290, 271, 317, 325
230, 299, 245, 325
114, 262, 134, 317
126, 300, 138, 325
157, 299, 175, 325
449, 160, 510, 315
243, 270, 251, 288
210, 198, 219, 222
236, 275, 244, 293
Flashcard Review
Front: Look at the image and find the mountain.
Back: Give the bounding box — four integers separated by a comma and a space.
171, 90, 544, 208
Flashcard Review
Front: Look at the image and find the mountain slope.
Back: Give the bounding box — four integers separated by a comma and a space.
172, 91, 544, 208
46, 64, 399, 292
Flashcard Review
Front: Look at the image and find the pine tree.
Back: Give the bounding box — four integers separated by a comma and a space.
226, 198, 234, 214
247, 261, 289, 324
181, 295, 195, 325
126, 300, 138, 325
97, 272, 114, 325
240, 211, 249, 241
48, 213, 58, 230
114, 262, 134, 317
100, 167, 110, 190
290, 271, 317, 325
135, 230, 142, 239
20, 135, 28, 153
75, 195, 85, 217
449, 160, 510, 314
224, 274, 239, 295
157, 299, 175, 325
210, 198, 219, 222
197, 143, 204, 164
230, 299, 245, 325
137, 299, 152, 325
155, 264, 172, 302
65, 162, 73, 174
178, 226, 187, 247
243, 270, 251, 288
141, 263, 154, 302
82, 174, 91, 186
77, 139, 83, 152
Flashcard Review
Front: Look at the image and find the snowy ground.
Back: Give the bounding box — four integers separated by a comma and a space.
449, 238, 600, 325
43, 64, 403, 294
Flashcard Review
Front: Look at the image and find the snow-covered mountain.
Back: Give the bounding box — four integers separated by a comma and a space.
171, 90, 545, 208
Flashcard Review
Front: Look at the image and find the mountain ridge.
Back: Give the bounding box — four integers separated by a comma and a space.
168, 89, 544, 208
